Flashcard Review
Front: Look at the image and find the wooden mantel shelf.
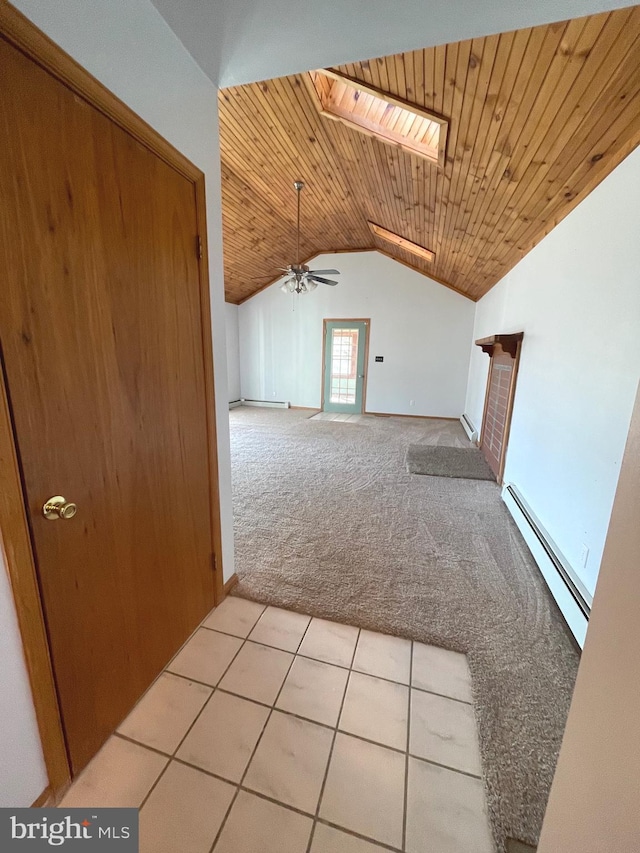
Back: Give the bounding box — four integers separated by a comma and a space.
475, 333, 524, 359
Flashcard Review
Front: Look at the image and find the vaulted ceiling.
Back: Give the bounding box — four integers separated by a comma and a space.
219, 6, 640, 304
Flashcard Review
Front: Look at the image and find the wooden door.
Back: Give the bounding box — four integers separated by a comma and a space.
0, 36, 216, 774
477, 335, 523, 482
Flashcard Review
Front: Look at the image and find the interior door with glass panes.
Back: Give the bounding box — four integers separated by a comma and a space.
323, 320, 369, 413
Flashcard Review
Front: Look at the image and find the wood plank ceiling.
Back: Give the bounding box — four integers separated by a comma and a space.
219, 6, 640, 303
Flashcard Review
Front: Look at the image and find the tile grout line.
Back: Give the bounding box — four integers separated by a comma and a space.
133, 603, 278, 812
147, 752, 405, 853
304, 626, 362, 853
313, 817, 403, 853
207, 612, 314, 853
115, 723, 483, 786
227, 610, 480, 827
115, 735, 450, 853
402, 642, 414, 851
62, 605, 260, 810
104, 606, 482, 850
135, 614, 256, 815
169, 644, 473, 708
200, 623, 474, 704
116, 616, 480, 825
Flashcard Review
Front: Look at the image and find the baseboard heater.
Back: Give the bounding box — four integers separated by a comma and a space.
460, 413, 478, 443
241, 399, 290, 409
502, 484, 591, 648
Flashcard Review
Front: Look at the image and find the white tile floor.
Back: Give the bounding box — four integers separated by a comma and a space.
60, 597, 495, 853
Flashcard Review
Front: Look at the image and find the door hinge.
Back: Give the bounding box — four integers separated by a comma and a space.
196, 235, 203, 260
211, 552, 218, 574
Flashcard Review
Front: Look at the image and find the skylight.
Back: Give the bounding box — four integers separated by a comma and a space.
368, 222, 436, 263
307, 69, 448, 167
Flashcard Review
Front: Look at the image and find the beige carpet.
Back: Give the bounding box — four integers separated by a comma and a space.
230, 406, 579, 852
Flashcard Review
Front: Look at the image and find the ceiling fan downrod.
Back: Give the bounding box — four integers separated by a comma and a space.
294, 180, 304, 267
279, 179, 340, 295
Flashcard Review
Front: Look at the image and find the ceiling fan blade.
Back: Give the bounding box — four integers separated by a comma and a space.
308, 269, 340, 276
308, 275, 338, 285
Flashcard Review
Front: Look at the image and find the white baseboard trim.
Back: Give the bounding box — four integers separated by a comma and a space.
229, 400, 242, 409
460, 413, 478, 443
502, 483, 590, 648
241, 399, 290, 409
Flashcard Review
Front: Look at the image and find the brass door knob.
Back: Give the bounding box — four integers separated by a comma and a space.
43, 495, 77, 520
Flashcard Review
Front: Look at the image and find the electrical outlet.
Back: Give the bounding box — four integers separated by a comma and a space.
272, 391, 277, 397
580, 544, 589, 568
409, 400, 415, 407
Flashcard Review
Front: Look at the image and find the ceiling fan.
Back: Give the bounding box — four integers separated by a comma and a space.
279, 180, 340, 294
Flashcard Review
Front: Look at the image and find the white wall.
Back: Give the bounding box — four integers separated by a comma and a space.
538, 381, 640, 852
465, 146, 640, 599
3, 0, 234, 805
239, 251, 475, 417
151, 0, 638, 88
225, 303, 241, 402
0, 545, 48, 807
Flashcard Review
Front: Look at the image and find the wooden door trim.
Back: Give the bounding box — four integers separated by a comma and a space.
193, 185, 225, 607
0, 2, 200, 182
0, 369, 71, 796
31, 787, 53, 808
321, 319, 371, 413
0, 2, 223, 800
476, 334, 524, 483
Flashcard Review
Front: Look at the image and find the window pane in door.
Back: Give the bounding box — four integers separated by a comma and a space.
330, 329, 359, 404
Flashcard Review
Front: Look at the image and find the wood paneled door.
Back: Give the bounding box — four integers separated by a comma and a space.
476, 334, 524, 483
0, 32, 219, 775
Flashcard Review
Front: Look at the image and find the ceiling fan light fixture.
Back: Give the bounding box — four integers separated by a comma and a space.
278, 181, 340, 296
